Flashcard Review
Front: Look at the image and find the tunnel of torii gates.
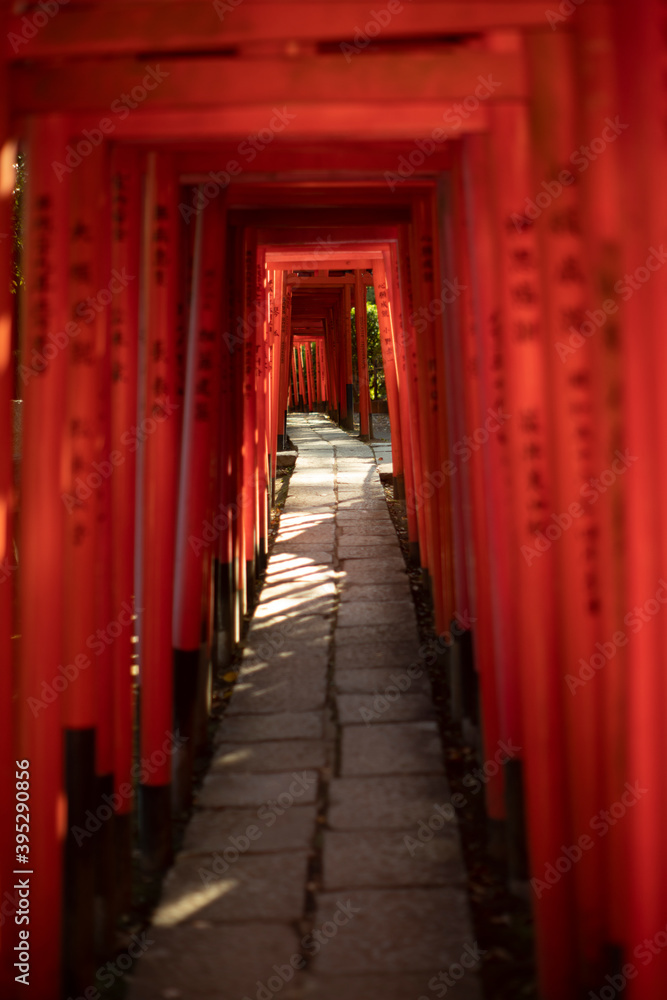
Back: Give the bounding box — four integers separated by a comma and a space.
3, 1, 667, 999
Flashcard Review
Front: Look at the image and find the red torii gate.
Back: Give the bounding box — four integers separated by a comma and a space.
2, 4, 667, 999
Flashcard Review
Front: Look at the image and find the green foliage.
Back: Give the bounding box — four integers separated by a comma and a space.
351, 299, 386, 400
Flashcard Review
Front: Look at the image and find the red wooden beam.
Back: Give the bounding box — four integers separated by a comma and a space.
4, 2, 556, 60
9, 52, 522, 116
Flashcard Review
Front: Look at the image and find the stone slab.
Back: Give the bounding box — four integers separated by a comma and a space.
336, 601, 415, 628
338, 560, 406, 585
269, 546, 334, 563
334, 668, 430, 695
227, 666, 328, 715
339, 583, 411, 603
180, 804, 317, 855
310, 888, 481, 975
211, 739, 327, 774
322, 830, 466, 889
336, 693, 434, 725
287, 972, 483, 1000
214, 712, 324, 743
127, 923, 303, 1000
333, 643, 419, 671
247, 614, 332, 643
338, 524, 397, 536
334, 623, 419, 646
152, 851, 309, 925
327, 775, 452, 829
196, 771, 319, 809
340, 723, 444, 776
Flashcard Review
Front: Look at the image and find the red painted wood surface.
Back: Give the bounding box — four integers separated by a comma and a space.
139, 151, 179, 786
174, 194, 223, 651
489, 90, 574, 996
17, 113, 70, 999
0, 46, 15, 994
109, 144, 140, 809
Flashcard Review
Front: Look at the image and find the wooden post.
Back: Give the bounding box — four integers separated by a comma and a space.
462, 131, 522, 785
527, 27, 607, 986
355, 270, 371, 439
373, 259, 404, 495
342, 283, 354, 430
0, 45, 15, 993
575, 0, 628, 964
489, 86, 574, 995
17, 113, 70, 1000
612, 3, 667, 996
109, 144, 140, 918
173, 191, 223, 813
138, 151, 179, 872
61, 140, 107, 992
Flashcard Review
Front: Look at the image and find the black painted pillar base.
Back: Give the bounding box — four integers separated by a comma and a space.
421, 566, 433, 606
408, 540, 420, 567
63, 728, 97, 996
458, 627, 479, 726
194, 644, 212, 757
504, 759, 529, 890
485, 817, 508, 862
139, 783, 172, 873
393, 473, 405, 501
94, 772, 117, 958
112, 811, 133, 922
258, 540, 268, 577
342, 384, 355, 430
246, 558, 256, 611
448, 638, 465, 724
213, 559, 234, 673
173, 648, 199, 815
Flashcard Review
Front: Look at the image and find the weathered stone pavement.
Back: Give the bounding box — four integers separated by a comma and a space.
128, 414, 482, 1000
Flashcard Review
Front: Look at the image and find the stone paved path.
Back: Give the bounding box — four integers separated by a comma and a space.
128, 414, 482, 1000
